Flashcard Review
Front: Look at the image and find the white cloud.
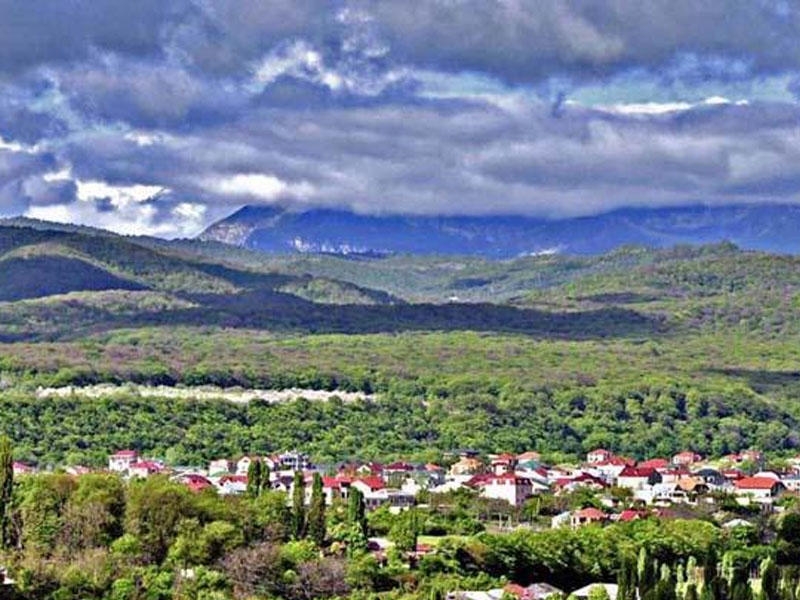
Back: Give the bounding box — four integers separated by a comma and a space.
206, 173, 314, 201
75, 180, 167, 205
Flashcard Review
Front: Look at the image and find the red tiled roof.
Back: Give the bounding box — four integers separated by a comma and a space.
384, 461, 414, 471
596, 456, 636, 467
574, 507, 606, 519
618, 509, 643, 522
187, 479, 212, 492
112, 450, 138, 457
355, 476, 385, 491
735, 476, 781, 490
619, 466, 658, 478
638, 458, 669, 469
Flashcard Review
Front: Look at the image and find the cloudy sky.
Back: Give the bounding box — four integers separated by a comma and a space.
1, 1, 800, 237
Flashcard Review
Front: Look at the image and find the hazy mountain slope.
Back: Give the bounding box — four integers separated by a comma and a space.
199, 204, 800, 257
0, 254, 145, 302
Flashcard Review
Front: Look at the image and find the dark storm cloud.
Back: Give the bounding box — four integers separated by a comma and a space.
354, 1, 800, 84
0, 0, 190, 76
0, 0, 799, 236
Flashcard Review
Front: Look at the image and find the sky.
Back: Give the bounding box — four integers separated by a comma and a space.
1, 1, 800, 238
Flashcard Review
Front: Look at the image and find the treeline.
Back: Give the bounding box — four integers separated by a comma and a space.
0, 378, 796, 467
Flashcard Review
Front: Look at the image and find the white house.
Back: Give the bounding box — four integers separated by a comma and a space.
734, 476, 786, 503
476, 474, 538, 507
587, 449, 614, 464
108, 450, 138, 473
208, 459, 234, 475
129, 461, 164, 479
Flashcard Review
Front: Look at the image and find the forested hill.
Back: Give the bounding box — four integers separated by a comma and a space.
3, 221, 800, 465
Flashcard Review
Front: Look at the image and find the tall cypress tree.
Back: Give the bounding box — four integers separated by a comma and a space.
291, 470, 306, 540
619, 554, 638, 600
0, 436, 12, 549
247, 459, 262, 498
347, 486, 368, 557
762, 557, 780, 600
307, 472, 326, 546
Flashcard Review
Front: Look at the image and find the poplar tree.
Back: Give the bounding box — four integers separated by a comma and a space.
307, 472, 326, 546
247, 459, 262, 498
0, 436, 13, 549
618, 554, 638, 600
347, 487, 368, 557
291, 471, 306, 540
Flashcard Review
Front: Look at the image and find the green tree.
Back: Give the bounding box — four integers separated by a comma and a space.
125, 476, 195, 564
291, 471, 306, 540
0, 436, 13, 548
247, 459, 262, 498
347, 487, 368, 557
307, 472, 326, 546
389, 507, 418, 553
761, 557, 780, 600
618, 553, 638, 600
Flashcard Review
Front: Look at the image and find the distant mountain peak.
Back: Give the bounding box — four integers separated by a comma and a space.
197, 204, 800, 258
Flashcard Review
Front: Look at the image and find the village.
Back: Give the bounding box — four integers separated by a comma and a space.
9, 446, 794, 522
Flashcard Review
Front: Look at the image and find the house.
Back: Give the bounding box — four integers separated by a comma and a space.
781, 474, 800, 493
472, 474, 539, 506
129, 461, 164, 479
489, 453, 517, 475
570, 507, 607, 528
590, 457, 634, 483
178, 473, 214, 493
516, 451, 541, 468
217, 474, 249, 495
277, 451, 312, 472
659, 467, 691, 485
635, 483, 690, 506
676, 476, 709, 496
208, 459, 234, 476
616, 466, 662, 490
734, 476, 786, 503
571, 583, 619, 600
502, 583, 564, 600
616, 509, 645, 523
384, 461, 415, 476
108, 450, 138, 473
554, 472, 607, 493
235, 455, 257, 476
693, 468, 725, 487
637, 458, 670, 470
450, 456, 484, 476
587, 449, 614, 464
672, 451, 703, 467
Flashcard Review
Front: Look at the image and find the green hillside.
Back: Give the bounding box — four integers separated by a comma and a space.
2, 221, 800, 465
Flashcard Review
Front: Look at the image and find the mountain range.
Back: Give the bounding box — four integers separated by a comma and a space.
199, 203, 800, 257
